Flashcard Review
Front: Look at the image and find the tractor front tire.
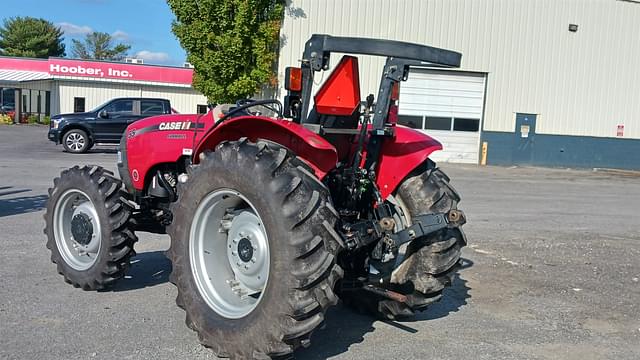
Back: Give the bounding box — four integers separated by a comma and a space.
167, 139, 343, 358
44, 165, 138, 290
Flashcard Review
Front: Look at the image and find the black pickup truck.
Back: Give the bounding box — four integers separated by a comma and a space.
48, 97, 172, 153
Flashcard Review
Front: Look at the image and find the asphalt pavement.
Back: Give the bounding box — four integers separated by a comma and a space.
0, 125, 638, 360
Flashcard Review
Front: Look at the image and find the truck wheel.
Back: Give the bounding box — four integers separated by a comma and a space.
167, 139, 343, 358
44, 165, 138, 290
342, 161, 466, 319
62, 129, 90, 153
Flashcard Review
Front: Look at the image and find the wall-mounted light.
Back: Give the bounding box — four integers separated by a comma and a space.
568, 24, 579, 32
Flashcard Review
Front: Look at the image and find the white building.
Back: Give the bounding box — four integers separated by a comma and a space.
0, 57, 208, 122
278, 0, 640, 170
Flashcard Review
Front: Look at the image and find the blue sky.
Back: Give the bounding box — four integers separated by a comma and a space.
1, 0, 187, 66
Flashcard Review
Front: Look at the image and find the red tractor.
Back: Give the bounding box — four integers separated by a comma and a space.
44, 35, 467, 358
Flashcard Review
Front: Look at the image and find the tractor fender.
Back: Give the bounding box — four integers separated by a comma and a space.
194, 116, 338, 179
376, 126, 443, 199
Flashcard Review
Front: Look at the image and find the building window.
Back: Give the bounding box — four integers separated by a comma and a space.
22, 93, 28, 113
74, 97, 85, 113
425, 116, 452, 131
397, 115, 423, 129
453, 118, 480, 132
45, 91, 51, 116
197, 104, 208, 114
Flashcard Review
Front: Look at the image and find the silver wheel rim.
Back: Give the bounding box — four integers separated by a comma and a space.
66, 132, 85, 151
189, 189, 270, 319
53, 189, 101, 270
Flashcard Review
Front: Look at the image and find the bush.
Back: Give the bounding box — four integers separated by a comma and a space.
0, 114, 13, 125
41, 115, 50, 125
27, 114, 39, 124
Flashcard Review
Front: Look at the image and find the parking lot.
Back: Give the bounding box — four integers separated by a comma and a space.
0, 125, 638, 360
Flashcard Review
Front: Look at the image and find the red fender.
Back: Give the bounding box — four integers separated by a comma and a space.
376, 126, 443, 199
194, 116, 338, 179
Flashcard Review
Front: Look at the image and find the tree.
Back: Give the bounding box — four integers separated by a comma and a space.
0, 17, 65, 58
71, 32, 131, 61
168, 0, 285, 103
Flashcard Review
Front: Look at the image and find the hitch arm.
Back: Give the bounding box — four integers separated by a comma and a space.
390, 210, 466, 247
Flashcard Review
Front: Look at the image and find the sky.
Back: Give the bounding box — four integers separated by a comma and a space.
1, 0, 187, 66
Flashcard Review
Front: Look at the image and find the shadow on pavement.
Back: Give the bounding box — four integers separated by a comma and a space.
109, 250, 172, 292
296, 258, 473, 359
0, 187, 48, 217
87, 147, 118, 154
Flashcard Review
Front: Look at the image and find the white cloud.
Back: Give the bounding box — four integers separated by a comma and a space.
111, 30, 130, 42
134, 50, 171, 64
56, 22, 93, 36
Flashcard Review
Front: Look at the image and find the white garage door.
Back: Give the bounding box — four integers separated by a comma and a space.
398, 70, 486, 164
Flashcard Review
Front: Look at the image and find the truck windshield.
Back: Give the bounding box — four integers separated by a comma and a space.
90, 99, 121, 113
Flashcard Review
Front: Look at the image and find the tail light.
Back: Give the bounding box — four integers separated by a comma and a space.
284, 67, 302, 92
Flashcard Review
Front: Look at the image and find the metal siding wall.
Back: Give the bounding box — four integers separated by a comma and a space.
140, 86, 208, 114
55, 81, 207, 114
57, 81, 140, 114
279, 0, 640, 139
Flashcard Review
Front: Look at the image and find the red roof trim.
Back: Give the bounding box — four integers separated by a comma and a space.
0, 56, 193, 85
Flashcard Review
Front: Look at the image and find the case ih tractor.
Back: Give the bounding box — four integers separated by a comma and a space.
44, 35, 467, 358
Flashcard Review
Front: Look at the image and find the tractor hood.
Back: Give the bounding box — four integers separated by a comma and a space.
128, 113, 202, 135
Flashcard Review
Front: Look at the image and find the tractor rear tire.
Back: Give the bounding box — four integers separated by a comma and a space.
341, 161, 466, 319
44, 165, 138, 290
167, 139, 343, 359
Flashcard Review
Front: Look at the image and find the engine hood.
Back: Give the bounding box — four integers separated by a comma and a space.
129, 113, 201, 129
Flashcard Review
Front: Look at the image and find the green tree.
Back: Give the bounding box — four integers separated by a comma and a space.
71, 32, 131, 61
0, 17, 65, 58
168, 0, 285, 103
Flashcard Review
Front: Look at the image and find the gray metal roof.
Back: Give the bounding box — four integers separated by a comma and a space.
0, 70, 51, 83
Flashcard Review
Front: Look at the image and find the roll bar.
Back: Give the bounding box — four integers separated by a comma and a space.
298, 34, 462, 124
302, 34, 462, 71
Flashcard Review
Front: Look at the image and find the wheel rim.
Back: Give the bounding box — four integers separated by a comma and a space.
53, 189, 101, 270
190, 189, 270, 319
66, 132, 85, 151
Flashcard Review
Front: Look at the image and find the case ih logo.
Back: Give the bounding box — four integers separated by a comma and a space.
50, 63, 134, 79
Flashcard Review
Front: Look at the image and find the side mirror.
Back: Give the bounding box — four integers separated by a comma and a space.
98, 110, 108, 118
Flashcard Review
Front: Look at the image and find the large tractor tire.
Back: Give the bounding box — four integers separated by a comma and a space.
167, 139, 343, 359
341, 161, 466, 319
44, 165, 138, 290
